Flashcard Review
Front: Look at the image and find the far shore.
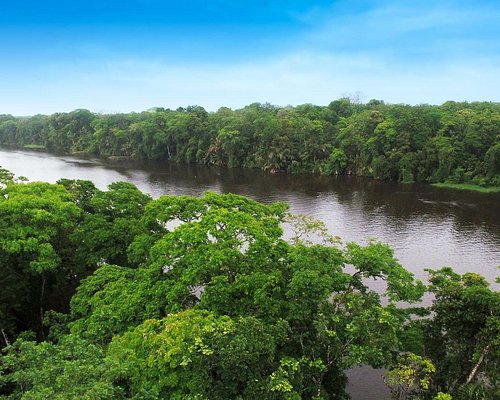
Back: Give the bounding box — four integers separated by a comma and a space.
432, 182, 500, 193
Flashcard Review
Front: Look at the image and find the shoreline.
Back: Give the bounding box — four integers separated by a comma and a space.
432, 183, 500, 193
4, 146, 500, 193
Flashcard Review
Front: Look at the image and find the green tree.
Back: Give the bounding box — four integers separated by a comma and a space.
71, 181, 153, 269
385, 353, 436, 400
0, 334, 122, 399
67, 192, 424, 398
422, 268, 499, 398
109, 310, 288, 399
0, 181, 80, 338
2, 100, 500, 186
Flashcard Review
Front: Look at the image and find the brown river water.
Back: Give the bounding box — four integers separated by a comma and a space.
1, 148, 499, 399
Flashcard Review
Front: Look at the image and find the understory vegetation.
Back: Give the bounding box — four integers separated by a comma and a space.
1, 99, 499, 187
0, 168, 498, 399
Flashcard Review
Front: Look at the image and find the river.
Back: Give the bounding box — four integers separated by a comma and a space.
1, 147, 499, 399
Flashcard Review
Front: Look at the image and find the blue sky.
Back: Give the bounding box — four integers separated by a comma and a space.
1, 0, 499, 115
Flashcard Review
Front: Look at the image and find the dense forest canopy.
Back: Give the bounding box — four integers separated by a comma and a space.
0, 169, 498, 399
1, 99, 499, 186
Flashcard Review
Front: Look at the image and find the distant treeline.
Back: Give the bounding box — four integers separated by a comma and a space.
1, 99, 499, 186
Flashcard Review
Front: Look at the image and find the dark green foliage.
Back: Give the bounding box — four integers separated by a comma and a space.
63, 192, 426, 398
398, 268, 500, 399
70, 181, 153, 269
422, 269, 499, 398
0, 173, 496, 399
2, 100, 499, 186
0, 177, 154, 343
0, 335, 123, 399
0, 181, 81, 338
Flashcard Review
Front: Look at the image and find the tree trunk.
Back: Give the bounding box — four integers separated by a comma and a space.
465, 344, 491, 385
1, 329, 10, 347
40, 275, 46, 339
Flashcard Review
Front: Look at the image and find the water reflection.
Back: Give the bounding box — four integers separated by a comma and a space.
2, 148, 499, 282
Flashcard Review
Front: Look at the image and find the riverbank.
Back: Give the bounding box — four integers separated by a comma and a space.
2, 101, 499, 190
432, 183, 500, 193
23, 144, 46, 150
6, 145, 500, 194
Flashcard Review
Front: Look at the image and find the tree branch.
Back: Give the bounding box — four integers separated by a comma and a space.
465, 344, 491, 385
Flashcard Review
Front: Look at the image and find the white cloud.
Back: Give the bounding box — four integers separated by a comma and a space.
5, 49, 496, 115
